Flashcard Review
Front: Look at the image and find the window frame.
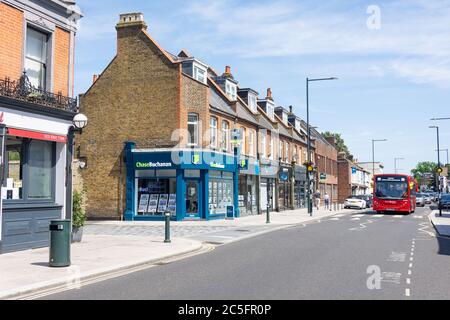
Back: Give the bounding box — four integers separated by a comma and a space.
187, 113, 199, 147
193, 65, 206, 84
3, 137, 56, 204
25, 26, 49, 90
209, 117, 218, 149
248, 130, 254, 157
221, 120, 230, 152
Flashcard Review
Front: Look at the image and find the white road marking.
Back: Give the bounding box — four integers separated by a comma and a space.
329, 218, 340, 221
408, 270, 412, 275
388, 252, 407, 262
372, 215, 384, 218
393, 215, 403, 218
333, 214, 346, 218
405, 288, 411, 297
352, 214, 365, 218
410, 257, 414, 261
413, 216, 423, 219
409, 263, 413, 268
411, 252, 414, 256
351, 218, 361, 221
406, 278, 411, 285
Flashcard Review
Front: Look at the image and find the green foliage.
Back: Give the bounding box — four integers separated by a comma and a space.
72, 190, 86, 228
411, 161, 438, 185
322, 131, 353, 158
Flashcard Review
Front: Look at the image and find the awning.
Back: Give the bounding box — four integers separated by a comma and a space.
7, 128, 67, 143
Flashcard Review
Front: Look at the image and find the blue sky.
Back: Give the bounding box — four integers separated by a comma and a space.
74, 0, 450, 173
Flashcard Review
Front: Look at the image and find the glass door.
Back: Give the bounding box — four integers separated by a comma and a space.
185, 180, 199, 218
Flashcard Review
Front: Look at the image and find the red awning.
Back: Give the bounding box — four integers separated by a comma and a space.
7, 128, 67, 143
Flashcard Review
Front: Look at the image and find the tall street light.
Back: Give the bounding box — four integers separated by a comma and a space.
306, 77, 338, 216
394, 157, 405, 174
429, 125, 442, 216
372, 139, 387, 178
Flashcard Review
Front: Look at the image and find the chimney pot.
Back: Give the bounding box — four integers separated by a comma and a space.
289, 105, 293, 113
93, 74, 99, 84
225, 66, 231, 74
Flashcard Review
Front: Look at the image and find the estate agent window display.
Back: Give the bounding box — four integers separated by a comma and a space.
3, 135, 55, 202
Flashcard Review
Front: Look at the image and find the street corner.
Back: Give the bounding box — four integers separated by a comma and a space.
428, 210, 450, 237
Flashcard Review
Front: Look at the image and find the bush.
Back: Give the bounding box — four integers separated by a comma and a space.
72, 190, 86, 228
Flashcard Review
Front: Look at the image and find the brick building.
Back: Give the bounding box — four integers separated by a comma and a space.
0, 0, 82, 253
77, 13, 317, 221
337, 152, 370, 202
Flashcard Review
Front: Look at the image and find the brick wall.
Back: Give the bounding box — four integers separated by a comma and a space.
338, 158, 351, 202
53, 27, 70, 96
0, 3, 23, 80
77, 26, 181, 219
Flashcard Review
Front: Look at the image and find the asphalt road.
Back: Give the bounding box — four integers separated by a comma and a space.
41, 206, 450, 300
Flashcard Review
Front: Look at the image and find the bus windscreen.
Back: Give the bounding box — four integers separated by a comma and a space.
375, 176, 409, 200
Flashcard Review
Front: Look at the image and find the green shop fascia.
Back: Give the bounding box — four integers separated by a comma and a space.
124, 142, 240, 221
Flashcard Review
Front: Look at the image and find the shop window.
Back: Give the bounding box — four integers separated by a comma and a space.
25, 27, 48, 90
210, 117, 218, 149
28, 140, 53, 199
155, 170, 176, 177
136, 178, 177, 216
208, 171, 234, 215
3, 136, 55, 201
185, 170, 200, 178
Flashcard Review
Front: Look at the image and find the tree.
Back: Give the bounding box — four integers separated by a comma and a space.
322, 131, 353, 158
411, 161, 438, 187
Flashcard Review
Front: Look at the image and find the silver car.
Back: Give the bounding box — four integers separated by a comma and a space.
416, 193, 426, 207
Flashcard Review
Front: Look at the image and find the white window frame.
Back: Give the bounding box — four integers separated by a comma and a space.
260, 133, 266, 159
193, 65, 206, 84
210, 117, 218, 149
285, 142, 289, 162
225, 81, 237, 101
187, 113, 199, 147
269, 135, 273, 160
221, 121, 230, 152
25, 27, 49, 90
240, 127, 246, 155
248, 95, 257, 113
266, 101, 275, 120
249, 130, 254, 157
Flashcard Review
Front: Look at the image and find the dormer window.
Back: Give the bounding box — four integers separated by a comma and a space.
248, 94, 257, 113
282, 112, 288, 125
266, 101, 275, 120
193, 65, 206, 83
225, 81, 237, 101
295, 119, 301, 132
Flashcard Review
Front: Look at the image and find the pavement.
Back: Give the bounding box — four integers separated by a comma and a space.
428, 210, 450, 237
0, 206, 348, 300
40, 206, 450, 300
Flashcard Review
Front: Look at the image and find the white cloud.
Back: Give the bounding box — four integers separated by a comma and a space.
175, 0, 450, 87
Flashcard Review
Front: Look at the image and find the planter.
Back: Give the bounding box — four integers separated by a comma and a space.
71, 226, 84, 243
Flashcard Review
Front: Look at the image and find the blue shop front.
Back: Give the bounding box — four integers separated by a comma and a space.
124, 142, 240, 221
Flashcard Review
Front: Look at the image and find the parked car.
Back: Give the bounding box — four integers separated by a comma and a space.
350, 195, 373, 208
416, 193, 426, 207
344, 196, 367, 210
439, 194, 450, 210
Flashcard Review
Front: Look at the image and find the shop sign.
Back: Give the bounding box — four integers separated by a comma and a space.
210, 161, 225, 169
192, 153, 201, 165
279, 172, 289, 181
136, 161, 172, 169
238, 159, 248, 170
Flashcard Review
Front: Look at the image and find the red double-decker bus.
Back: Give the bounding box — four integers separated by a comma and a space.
373, 174, 418, 214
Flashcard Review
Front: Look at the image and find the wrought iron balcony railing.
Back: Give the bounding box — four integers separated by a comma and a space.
0, 72, 78, 113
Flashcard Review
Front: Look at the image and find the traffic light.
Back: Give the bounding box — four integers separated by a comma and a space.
437, 167, 443, 174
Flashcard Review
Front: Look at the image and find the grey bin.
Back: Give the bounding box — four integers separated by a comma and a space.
49, 220, 71, 267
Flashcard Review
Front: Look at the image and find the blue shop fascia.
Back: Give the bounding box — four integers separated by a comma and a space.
124, 142, 259, 221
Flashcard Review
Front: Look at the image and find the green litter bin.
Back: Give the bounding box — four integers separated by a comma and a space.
49, 219, 71, 267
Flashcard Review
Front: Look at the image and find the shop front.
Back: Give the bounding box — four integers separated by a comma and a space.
0, 103, 73, 253
278, 165, 292, 211
294, 165, 307, 209
238, 157, 259, 217
260, 160, 277, 212
124, 143, 239, 221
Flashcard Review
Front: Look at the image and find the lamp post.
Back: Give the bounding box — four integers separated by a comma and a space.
394, 157, 405, 174
291, 156, 297, 210
231, 129, 242, 219
67, 113, 88, 230
429, 126, 442, 216
436, 149, 449, 165
372, 139, 387, 177
306, 77, 338, 216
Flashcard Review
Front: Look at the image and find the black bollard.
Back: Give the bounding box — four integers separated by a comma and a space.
164, 211, 171, 243
266, 203, 270, 224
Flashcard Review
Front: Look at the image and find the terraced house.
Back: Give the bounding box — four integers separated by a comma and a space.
77, 13, 321, 222
0, 0, 82, 253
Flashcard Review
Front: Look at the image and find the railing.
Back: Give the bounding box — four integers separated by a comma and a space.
0, 72, 78, 113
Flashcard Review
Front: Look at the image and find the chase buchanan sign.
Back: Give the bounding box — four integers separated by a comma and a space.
136, 161, 172, 169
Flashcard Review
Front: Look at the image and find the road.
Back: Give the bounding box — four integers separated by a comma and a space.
40, 206, 450, 300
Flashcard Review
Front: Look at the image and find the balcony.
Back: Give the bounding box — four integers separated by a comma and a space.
0, 73, 78, 113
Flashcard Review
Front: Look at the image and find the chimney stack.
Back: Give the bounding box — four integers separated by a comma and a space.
116, 13, 147, 55
92, 74, 99, 84
266, 88, 273, 100
225, 66, 231, 75
289, 105, 293, 114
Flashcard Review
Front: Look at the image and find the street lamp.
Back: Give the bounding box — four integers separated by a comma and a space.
429, 125, 442, 216
306, 77, 338, 216
372, 139, 387, 177
394, 157, 405, 174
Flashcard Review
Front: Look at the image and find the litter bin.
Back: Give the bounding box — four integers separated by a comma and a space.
49, 219, 71, 267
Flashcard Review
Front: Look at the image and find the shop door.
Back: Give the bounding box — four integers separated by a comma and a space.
260, 183, 267, 211
185, 180, 200, 218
